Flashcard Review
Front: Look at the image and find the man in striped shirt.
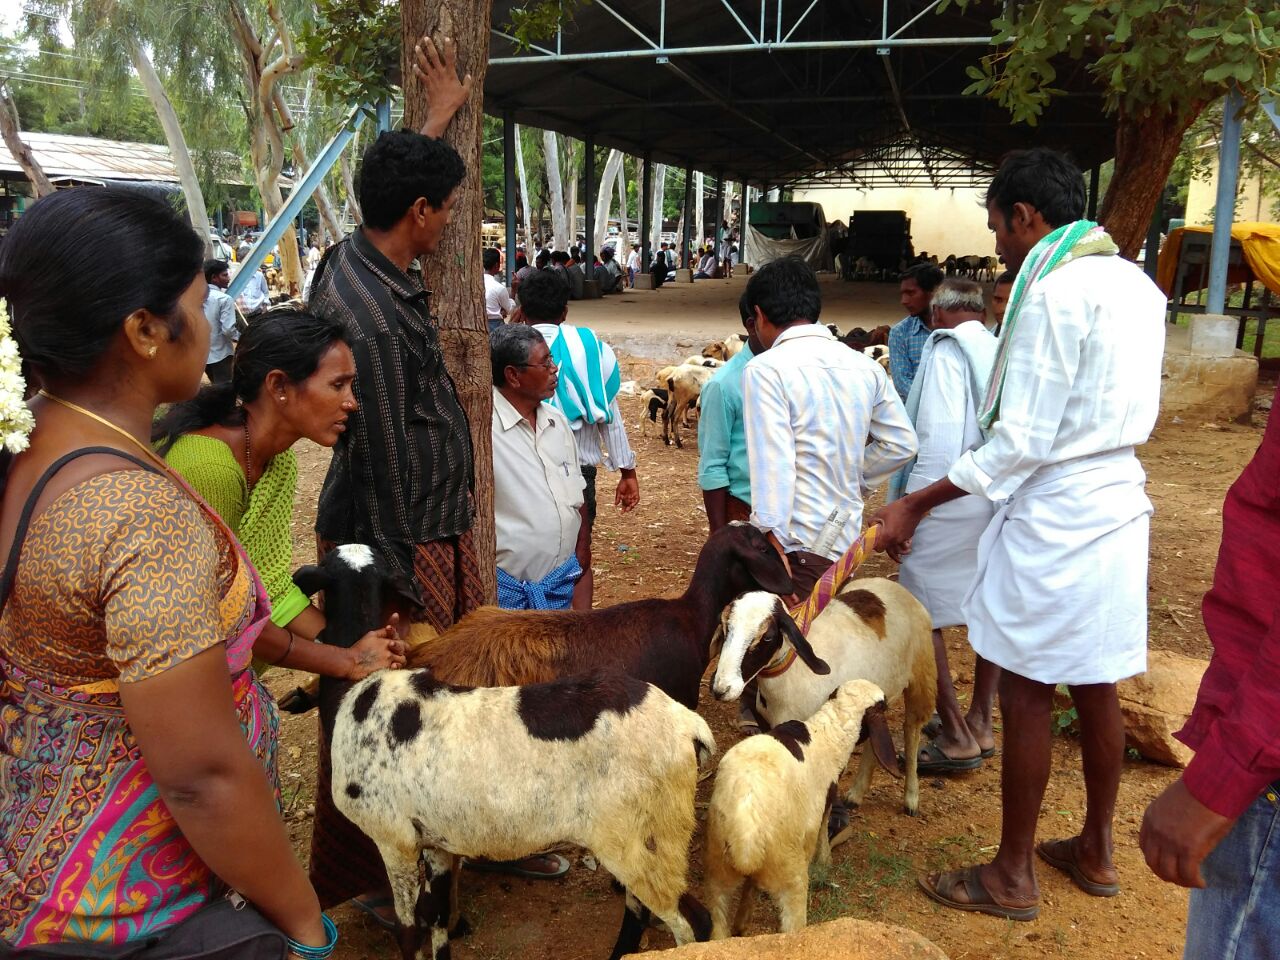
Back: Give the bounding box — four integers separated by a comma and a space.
742, 256, 917, 595
520, 269, 640, 609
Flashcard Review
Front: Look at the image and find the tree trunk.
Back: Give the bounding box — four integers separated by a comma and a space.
0, 85, 54, 198
650, 163, 667, 254
695, 170, 704, 245
1098, 102, 1202, 259
514, 123, 533, 249
401, 0, 496, 603
617, 156, 629, 247
593, 148, 622, 254
227, 0, 305, 295
340, 150, 361, 226
129, 40, 209, 254
543, 129, 567, 250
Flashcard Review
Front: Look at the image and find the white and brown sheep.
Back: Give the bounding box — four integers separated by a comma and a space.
710, 581, 936, 818
702, 334, 747, 362
703, 679, 889, 937
331, 668, 715, 960
664, 363, 716, 448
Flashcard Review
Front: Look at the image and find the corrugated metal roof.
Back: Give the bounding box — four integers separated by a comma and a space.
0, 131, 269, 187
1, 131, 181, 183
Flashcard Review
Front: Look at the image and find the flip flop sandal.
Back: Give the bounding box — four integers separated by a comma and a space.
921, 713, 943, 739
979, 746, 996, 759
350, 894, 398, 932
464, 853, 570, 880
913, 738, 984, 773
1036, 839, 1121, 897
827, 801, 853, 848
918, 866, 1040, 921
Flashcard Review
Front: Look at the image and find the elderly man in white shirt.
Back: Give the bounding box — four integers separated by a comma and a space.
876, 148, 1167, 923
741, 256, 917, 596
489, 323, 588, 610
483, 247, 513, 333
518, 268, 640, 609
894, 278, 1000, 775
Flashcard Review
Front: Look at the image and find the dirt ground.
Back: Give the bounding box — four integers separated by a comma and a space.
266, 275, 1275, 960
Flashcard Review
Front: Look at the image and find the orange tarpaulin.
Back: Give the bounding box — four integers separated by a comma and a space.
1156, 222, 1280, 300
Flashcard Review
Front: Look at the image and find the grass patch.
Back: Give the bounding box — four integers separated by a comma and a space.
808, 836, 915, 922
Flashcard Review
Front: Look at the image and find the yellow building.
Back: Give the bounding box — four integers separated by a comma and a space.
1184, 150, 1275, 225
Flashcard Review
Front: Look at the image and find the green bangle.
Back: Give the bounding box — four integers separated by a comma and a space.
286, 913, 338, 960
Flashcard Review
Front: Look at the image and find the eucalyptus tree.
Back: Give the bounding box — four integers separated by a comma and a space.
944, 0, 1280, 256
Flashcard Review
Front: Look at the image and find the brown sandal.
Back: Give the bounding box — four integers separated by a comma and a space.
918, 866, 1040, 921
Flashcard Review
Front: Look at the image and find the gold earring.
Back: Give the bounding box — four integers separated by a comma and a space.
147, 346, 157, 358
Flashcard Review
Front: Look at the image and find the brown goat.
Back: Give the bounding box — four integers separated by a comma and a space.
407, 522, 795, 709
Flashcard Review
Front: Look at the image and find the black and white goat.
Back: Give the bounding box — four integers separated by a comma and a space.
331, 668, 714, 960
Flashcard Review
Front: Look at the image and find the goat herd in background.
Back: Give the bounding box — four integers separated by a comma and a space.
640, 330, 892, 449
299, 510, 938, 959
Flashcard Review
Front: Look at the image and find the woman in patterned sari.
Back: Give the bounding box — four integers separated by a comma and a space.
0, 188, 329, 955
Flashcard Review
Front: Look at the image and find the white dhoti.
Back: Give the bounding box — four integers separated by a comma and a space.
963, 448, 1152, 685
900, 495, 996, 629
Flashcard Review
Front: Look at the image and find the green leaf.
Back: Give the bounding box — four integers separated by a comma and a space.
965, 64, 985, 80
1187, 25, 1223, 40
1185, 43, 1217, 64
1203, 61, 1237, 83
1221, 30, 1247, 45
962, 79, 989, 96
1115, 12, 1132, 43
1230, 61, 1255, 83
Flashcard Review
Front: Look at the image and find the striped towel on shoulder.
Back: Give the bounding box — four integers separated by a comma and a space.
547, 324, 621, 426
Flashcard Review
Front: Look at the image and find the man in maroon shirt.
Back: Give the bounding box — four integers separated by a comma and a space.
1140, 400, 1280, 959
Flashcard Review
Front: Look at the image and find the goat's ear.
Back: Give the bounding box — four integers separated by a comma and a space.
780, 609, 830, 675
388, 572, 425, 614
742, 540, 795, 596
292, 564, 330, 598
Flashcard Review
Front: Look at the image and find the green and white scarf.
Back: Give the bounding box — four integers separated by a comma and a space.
979, 220, 1118, 429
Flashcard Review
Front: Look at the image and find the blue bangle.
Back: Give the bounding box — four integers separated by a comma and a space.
286, 913, 338, 960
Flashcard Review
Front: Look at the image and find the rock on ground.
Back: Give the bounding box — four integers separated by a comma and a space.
1118, 649, 1208, 767
631, 918, 948, 959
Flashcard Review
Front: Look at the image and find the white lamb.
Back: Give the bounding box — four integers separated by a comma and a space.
711, 581, 936, 819
703, 679, 889, 937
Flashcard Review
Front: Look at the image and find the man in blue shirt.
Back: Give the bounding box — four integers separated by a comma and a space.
888, 262, 943, 400
698, 294, 761, 532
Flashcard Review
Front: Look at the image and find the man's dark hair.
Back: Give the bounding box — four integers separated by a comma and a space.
744, 256, 821, 328
986, 147, 1086, 230
517, 267, 571, 323
535, 250, 551, 268
995, 269, 1015, 286
515, 253, 528, 270
482, 248, 501, 272
550, 250, 570, 266
490, 322, 543, 385
204, 259, 229, 282
900, 262, 943, 292
356, 130, 465, 231
569, 245, 580, 260
738, 291, 753, 325
601, 246, 615, 262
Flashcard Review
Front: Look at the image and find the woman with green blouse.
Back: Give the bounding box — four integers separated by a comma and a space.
155, 307, 405, 679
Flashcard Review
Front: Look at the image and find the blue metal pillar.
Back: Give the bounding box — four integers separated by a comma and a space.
376, 98, 392, 135
503, 110, 517, 285
1207, 87, 1244, 315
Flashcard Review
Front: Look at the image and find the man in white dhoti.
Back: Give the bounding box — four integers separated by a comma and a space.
896, 278, 1000, 773
875, 148, 1166, 921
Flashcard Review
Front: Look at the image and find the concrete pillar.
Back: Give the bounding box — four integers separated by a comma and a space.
1207, 86, 1244, 314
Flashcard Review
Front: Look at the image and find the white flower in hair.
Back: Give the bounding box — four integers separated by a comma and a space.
0, 303, 34, 452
